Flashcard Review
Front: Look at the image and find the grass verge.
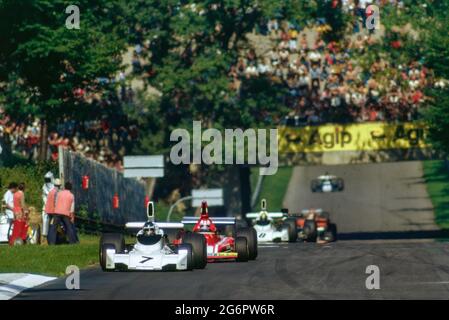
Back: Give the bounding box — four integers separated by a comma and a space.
0, 234, 99, 277
250, 166, 293, 211
423, 160, 449, 229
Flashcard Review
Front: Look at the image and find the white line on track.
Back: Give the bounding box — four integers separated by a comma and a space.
0, 274, 56, 300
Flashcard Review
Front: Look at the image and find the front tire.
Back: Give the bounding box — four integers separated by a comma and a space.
100, 243, 116, 271
99, 234, 125, 271
178, 244, 193, 271
100, 233, 125, 253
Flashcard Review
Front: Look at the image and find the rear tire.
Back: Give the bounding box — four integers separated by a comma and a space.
283, 218, 297, 242
303, 220, 317, 242
236, 227, 258, 260
329, 223, 337, 241
182, 233, 207, 269
337, 179, 344, 191
235, 237, 249, 262
311, 180, 319, 192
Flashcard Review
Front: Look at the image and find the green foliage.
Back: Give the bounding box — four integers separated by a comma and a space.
0, 0, 128, 122
0, 162, 58, 210
423, 160, 449, 229
121, 0, 332, 158
250, 166, 292, 211
419, 3, 449, 153
0, 234, 99, 276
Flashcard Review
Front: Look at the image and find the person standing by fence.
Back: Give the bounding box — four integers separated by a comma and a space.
44, 177, 61, 245
42, 172, 55, 243
9, 183, 28, 245
47, 181, 78, 245
3, 182, 17, 219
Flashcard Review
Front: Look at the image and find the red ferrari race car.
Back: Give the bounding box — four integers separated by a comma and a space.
283, 208, 337, 243
168, 201, 257, 263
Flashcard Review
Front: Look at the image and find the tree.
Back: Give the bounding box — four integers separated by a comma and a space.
422, 7, 449, 153
0, 0, 128, 159
122, 0, 324, 208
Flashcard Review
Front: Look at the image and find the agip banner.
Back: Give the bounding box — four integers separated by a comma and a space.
278, 122, 429, 154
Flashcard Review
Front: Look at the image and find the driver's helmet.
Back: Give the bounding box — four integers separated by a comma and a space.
307, 209, 316, 220
143, 222, 157, 236
199, 219, 212, 232
259, 211, 269, 223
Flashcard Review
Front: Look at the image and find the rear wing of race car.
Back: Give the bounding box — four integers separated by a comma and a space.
301, 209, 323, 215
125, 201, 184, 230
246, 212, 284, 220
181, 216, 236, 225
125, 222, 184, 229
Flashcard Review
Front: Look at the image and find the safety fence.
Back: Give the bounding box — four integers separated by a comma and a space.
61, 148, 147, 225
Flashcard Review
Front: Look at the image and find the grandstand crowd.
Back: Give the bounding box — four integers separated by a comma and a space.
0, 0, 442, 168
0, 89, 138, 171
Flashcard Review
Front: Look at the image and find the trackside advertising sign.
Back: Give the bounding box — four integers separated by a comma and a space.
278, 122, 429, 153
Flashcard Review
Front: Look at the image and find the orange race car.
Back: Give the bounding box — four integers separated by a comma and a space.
283, 208, 337, 243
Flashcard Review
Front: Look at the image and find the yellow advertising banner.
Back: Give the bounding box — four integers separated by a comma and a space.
278, 122, 429, 154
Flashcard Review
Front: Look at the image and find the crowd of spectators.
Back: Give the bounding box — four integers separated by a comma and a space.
0, 89, 138, 171
230, 0, 437, 126
0, 0, 443, 166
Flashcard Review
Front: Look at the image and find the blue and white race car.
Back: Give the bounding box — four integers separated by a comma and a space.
311, 173, 344, 193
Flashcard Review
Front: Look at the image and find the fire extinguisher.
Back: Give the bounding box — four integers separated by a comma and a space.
144, 196, 150, 208
82, 175, 89, 190
113, 193, 120, 209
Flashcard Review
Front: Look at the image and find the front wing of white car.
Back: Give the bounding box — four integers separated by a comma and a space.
104, 248, 190, 271
254, 225, 289, 243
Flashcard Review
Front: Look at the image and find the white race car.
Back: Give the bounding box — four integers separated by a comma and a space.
246, 199, 297, 243
311, 173, 344, 193
99, 202, 207, 272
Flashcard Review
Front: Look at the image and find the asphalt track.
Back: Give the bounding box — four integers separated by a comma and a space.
15, 161, 449, 300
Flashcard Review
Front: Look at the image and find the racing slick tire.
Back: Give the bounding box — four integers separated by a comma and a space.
324, 223, 338, 242
283, 218, 297, 242
99, 233, 125, 271
182, 233, 207, 269
100, 233, 125, 253
336, 179, 344, 191
302, 220, 317, 242
100, 243, 116, 271
311, 180, 320, 193
235, 237, 249, 262
177, 244, 194, 271
236, 227, 258, 260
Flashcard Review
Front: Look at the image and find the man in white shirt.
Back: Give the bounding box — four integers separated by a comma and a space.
42, 172, 55, 239
3, 182, 17, 219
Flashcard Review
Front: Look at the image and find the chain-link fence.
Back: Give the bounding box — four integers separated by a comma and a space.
61, 148, 146, 225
